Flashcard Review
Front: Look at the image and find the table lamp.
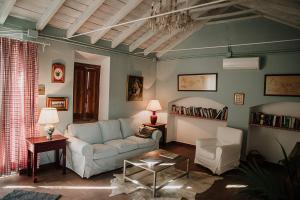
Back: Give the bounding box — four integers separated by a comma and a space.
146, 100, 162, 125
38, 108, 59, 140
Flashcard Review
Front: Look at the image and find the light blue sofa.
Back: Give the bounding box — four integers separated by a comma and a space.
65, 118, 162, 178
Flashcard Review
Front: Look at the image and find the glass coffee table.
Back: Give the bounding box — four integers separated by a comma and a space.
123, 149, 189, 197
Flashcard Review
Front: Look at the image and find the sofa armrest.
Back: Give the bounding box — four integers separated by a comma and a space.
66, 135, 93, 157
216, 144, 241, 162
196, 138, 217, 147
152, 130, 162, 143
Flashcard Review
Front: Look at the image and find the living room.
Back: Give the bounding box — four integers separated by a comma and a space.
0, 0, 300, 200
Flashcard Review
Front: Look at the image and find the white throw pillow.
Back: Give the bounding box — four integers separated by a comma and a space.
119, 118, 139, 138
98, 120, 123, 142
68, 122, 102, 144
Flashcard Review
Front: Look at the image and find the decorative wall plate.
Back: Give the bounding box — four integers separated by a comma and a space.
52, 63, 65, 83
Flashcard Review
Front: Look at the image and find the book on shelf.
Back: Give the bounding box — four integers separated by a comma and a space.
250, 112, 300, 130
170, 105, 228, 121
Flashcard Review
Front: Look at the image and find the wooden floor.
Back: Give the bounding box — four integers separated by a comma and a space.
0, 142, 246, 200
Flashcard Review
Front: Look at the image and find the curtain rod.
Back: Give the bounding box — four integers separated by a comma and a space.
134, 38, 300, 55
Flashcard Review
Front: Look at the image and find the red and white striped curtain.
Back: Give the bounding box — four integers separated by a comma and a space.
0, 37, 39, 176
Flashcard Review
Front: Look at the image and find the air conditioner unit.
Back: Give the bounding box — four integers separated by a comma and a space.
223, 57, 260, 70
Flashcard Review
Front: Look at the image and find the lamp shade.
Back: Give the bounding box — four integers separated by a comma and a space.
146, 100, 162, 111
38, 108, 59, 125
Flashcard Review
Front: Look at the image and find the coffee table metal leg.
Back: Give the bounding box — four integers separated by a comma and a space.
153, 172, 157, 197
123, 160, 127, 183
186, 158, 190, 178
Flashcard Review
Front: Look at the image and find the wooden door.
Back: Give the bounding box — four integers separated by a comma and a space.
73, 62, 100, 123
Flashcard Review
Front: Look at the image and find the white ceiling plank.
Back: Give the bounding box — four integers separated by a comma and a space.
156, 21, 207, 57
190, 0, 244, 14
240, 0, 300, 30
144, 29, 181, 56
36, 0, 65, 30
111, 11, 150, 48
264, 0, 300, 17
91, 0, 144, 44
129, 30, 157, 52
194, 9, 255, 21
0, 0, 16, 24
66, 0, 106, 38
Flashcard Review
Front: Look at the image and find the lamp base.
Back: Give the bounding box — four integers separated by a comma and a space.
44, 124, 55, 140
150, 111, 157, 125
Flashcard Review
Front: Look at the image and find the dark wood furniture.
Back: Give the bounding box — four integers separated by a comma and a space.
73, 62, 100, 122
143, 123, 167, 146
26, 135, 67, 183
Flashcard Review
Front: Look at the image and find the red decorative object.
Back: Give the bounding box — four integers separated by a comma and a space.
150, 111, 158, 125
51, 63, 65, 83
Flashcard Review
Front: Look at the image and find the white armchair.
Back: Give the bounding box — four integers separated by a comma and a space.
195, 127, 243, 175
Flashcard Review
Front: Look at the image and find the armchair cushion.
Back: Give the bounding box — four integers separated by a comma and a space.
99, 120, 123, 142
68, 122, 102, 144
104, 139, 138, 153
197, 146, 216, 159
196, 138, 217, 147
92, 144, 118, 160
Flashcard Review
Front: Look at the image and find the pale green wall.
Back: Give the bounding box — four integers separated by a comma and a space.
38, 39, 156, 133
156, 18, 300, 154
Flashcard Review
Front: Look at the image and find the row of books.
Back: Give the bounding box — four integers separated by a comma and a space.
250, 112, 300, 130
171, 105, 228, 120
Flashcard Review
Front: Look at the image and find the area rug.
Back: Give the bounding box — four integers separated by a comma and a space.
109, 167, 222, 200
0, 190, 61, 200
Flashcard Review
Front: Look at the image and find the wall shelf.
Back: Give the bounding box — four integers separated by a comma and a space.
249, 123, 300, 132
170, 112, 227, 122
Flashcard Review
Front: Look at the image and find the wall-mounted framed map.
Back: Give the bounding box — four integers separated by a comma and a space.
178, 73, 217, 91
264, 74, 300, 97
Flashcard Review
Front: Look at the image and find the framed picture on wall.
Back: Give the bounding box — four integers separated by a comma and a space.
264, 74, 300, 97
127, 75, 143, 101
46, 97, 69, 111
178, 73, 217, 91
51, 63, 65, 83
234, 92, 245, 105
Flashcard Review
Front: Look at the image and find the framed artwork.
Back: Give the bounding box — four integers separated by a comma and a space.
178, 73, 217, 91
234, 92, 245, 105
264, 74, 300, 97
46, 97, 69, 111
51, 63, 65, 83
38, 84, 45, 95
127, 75, 143, 101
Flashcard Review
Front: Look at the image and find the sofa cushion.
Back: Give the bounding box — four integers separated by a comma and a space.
198, 146, 216, 159
92, 144, 118, 160
104, 139, 138, 153
98, 120, 123, 142
119, 118, 139, 138
68, 122, 102, 144
127, 136, 155, 148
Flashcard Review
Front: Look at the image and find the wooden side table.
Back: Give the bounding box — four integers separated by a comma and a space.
143, 123, 167, 146
26, 134, 67, 183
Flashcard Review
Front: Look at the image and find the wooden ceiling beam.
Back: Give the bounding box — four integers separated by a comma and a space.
90, 0, 144, 44
66, 0, 106, 38
0, 0, 16, 24
194, 9, 255, 21
263, 0, 300, 17
36, 0, 65, 30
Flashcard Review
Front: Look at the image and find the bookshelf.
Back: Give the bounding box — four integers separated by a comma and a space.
170, 112, 227, 122
249, 112, 300, 132
170, 105, 228, 121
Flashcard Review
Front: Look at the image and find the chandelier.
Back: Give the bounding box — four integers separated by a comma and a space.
148, 0, 194, 33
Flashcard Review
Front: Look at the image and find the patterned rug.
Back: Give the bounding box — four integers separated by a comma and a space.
0, 190, 61, 200
109, 167, 222, 200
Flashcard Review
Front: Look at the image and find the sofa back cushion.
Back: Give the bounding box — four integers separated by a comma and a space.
98, 120, 123, 142
68, 122, 102, 144
119, 118, 139, 138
